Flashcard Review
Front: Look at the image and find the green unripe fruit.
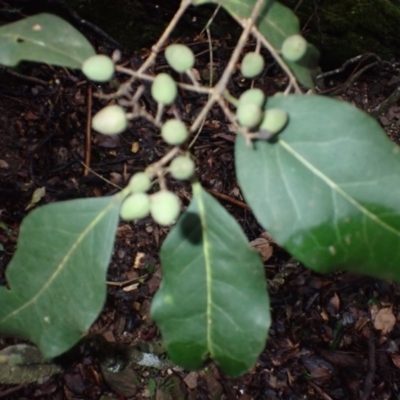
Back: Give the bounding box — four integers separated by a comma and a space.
161, 119, 189, 145
236, 102, 263, 128
151, 73, 177, 105
120, 193, 150, 221
150, 190, 180, 226
82, 54, 115, 82
165, 44, 195, 73
128, 172, 151, 193
92, 105, 128, 135
169, 156, 195, 180
259, 108, 289, 137
281, 34, 307, 62
240, 52, 265, 78
239, 88, 265, 107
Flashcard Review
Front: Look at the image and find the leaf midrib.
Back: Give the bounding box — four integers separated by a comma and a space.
193, 183, 214, 355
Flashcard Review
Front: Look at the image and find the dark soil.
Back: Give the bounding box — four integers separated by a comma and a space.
1, 4, 400, 400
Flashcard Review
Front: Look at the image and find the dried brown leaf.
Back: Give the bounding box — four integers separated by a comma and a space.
183, 372, 198, 389
133, 252, 146, 269
374, 307, 395, 334
250, 235, 273, 262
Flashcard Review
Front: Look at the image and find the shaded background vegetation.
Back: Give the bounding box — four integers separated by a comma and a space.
4, 0, 400, 69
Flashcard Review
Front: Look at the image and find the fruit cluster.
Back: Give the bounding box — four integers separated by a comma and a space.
120, 186, 181, 226
80, 34, 307, 225
119, 150, 196, 226
235, 87, 288, 136
234, 34, 309, 135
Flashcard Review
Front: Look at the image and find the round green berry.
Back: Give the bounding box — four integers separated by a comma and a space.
241, 52, 265, 78
128, 172, 151, 193
281, 34, 307, 62
165, 44, 195, 73
82, 54, 115, 82
239, 88, 265, 107
169, 156, 195, 180
120, 193, 150, 221
161, 119, 189, 145
150, 191, 181, 226
151, 73, 177, 105
92, 105, 128, 135
236, 102, 263, 128
259, 108, 289, 136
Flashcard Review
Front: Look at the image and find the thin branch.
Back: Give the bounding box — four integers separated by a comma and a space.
189, 0, 267, 134
250, 27, 302, 93
137, 0, 192, 74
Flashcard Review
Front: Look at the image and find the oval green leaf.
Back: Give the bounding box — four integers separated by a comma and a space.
0, 13, 95, 68
0, 196, 121, 358
151, 182, 270, 377
235, 94, 400, 281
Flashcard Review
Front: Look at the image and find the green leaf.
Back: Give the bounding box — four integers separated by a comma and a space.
0, 196, 122, 358
192, 0, 317, 88
235, 94, 400, 280
0, 13, 95, 68
151, 182, 270, 377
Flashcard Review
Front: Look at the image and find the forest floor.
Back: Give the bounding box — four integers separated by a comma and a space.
2, 5, 400, 400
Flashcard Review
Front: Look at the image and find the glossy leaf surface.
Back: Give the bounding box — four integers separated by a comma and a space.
236, 95, 400, 280
192, 0, 318, 88
0, 13, 95, 68
151, 183, 270, 377
0, 196, 121, 358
